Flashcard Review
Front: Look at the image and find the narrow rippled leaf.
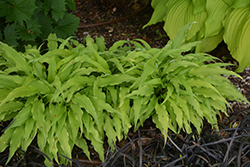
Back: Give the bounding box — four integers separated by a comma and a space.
75, 137, 91, 160
98, 74, 136, 87
72, 93, 100, 126
103, 113, 117, 148
0, 42, 31, 75
57, 126, 72, 159
0, 86, 37, 106
6, 125, 25, 164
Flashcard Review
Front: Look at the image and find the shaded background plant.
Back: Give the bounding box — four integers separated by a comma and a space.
143, 0, 250, 72
0, 0, 80, 51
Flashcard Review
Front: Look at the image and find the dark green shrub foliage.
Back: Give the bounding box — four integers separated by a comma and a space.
0, 0, 79, 49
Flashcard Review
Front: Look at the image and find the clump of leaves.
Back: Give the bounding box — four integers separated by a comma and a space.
0, 0, 79, 50
0, 23, 248, 166
143, 0, 250, 72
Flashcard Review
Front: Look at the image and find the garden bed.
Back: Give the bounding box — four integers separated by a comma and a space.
0, 0, 250, 166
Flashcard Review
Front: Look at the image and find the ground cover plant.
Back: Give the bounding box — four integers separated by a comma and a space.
0, 0, 79, 50
0, 23, 249, 166
143, 0, 250, 72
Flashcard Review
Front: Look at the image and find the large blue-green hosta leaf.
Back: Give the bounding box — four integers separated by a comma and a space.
223, 5, 250, 72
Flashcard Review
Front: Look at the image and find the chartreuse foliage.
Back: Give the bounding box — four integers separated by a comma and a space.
0, 0, 79, 50
0, 24, 248, 166
143, 0, 250, 72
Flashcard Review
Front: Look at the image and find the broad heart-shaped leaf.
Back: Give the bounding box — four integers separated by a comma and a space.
143, 0, 168, 28
192, 0, 206, 14
204, 0, 228, 38
0, 42, 32, 75
226, 7, 250, 72
164, 0, 204, 43
195, 29, 224, 53
54, 13, 80, 38
0, 0, 37, 24
230, 0, 250, 8
0, 86, 37, 107
223, 6, 250, 72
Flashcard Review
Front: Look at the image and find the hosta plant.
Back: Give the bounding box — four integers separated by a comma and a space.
0, 23, 249, 166
0, 0, 79, 50
143, 0, 250, 72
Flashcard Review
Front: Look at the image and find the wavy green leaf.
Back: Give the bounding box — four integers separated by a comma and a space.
72, 93, 100, 127
0, 86, 37, 107
67, 108, 79, 143
0, 128, 15, 152
8, 105, 31, 129
7, 125, 25, 164
0, 42, 31, 75
75, 137, 91, 160
98, 74, 136, 87
103, 113, 117, 148
155, 102, 169, 142
57, 126, 72, 159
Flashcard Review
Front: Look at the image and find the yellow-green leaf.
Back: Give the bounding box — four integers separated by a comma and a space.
0, 42, 31, 75
0, 86, 37, 107
57, 126, 72, 159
